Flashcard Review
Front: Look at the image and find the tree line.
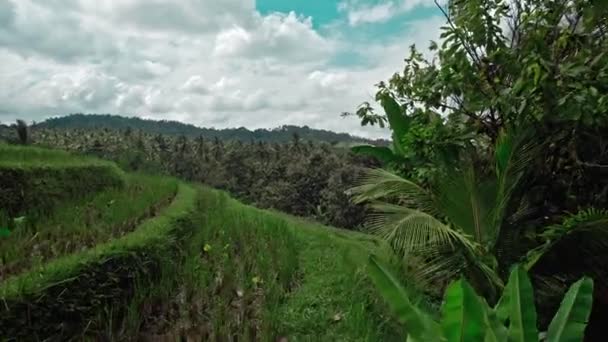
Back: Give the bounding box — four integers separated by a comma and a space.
23, 127, 379, 230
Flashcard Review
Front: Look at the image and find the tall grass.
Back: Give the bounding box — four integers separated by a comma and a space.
0, 174, 178, 281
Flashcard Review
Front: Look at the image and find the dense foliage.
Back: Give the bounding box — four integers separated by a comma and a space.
349, 0, 608, 339
23, 127, 379, 229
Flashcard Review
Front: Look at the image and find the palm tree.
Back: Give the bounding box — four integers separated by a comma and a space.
15, 119, 29, 145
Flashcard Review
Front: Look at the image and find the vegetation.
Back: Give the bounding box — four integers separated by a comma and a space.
347, 0, 608, 339
33, 113, 386, 144
127, 189, 403, 340
0, 143, 126, 217
0, 174, 177, 281
1, 0, 607, 340
24, 127, 378, 229
271, 214, 405, 341
0, 144, 401, 340
0, 181, 198, 339
15, 119, 29, 145
368, 259, 594, 342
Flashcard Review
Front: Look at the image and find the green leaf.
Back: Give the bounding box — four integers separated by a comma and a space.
378, 92, 411, 155
485, 308, 508, 342
494, 285, 510, 324
367, 255, 440, 340
0, 227, 10, 237
441, 279, 487, 342
494, 131, 512, 176
351, 145, 398, 164
506, 266, 538, 342
546, 277, 594, 342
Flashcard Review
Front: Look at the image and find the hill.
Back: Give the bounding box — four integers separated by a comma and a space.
33, 114, 387, 144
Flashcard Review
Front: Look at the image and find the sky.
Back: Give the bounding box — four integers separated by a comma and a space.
0, 0, 445, 138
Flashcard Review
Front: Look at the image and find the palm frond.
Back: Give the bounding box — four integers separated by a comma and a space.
349, 168, 440, 216
435, 165, 495, 244
525, 208, 608, 270
365, 201, 477, 254
490, 128, 539, 246
406, 247, 466, 295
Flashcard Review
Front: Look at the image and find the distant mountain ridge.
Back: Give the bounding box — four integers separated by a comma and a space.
34, 114, 386, 145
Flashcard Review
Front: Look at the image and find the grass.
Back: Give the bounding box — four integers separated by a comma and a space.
0, 179, 414, 340
0, 144, 412, 340
0, 182, 195, 299
0, 174, 178, 281
0, 142, 115, 167
121, 189, 406, 341
1, 143, 126, 217
127, 188, 300, 340
0, 183, 198, 339
271, 215, 405, 341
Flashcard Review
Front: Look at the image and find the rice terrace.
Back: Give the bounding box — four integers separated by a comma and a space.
1, 0, 608, 341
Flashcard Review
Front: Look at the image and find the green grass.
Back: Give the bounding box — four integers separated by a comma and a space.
126, 188, 300, 340
1, 143, 126, 217
0, 182, 195, 299
271, 215, 404, 341
122, 189, 405, 341
0, 142, 114, 167
0, 182, 199, 339
0, 143, 411, 340
0, 174, 178, 281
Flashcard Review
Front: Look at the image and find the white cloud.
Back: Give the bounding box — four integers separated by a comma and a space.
339, 1, 396, 26
181, 76, 209, 94
338, 0, 443, 26
214, 11, 334, 63
0, 0, 445, 139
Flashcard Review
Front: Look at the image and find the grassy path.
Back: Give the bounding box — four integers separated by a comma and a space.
273, 216, 403, 341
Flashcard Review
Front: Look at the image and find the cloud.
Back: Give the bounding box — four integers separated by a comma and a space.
0, 0, 445, 139
338, 1, 396, 26
0, 0, 16, 25
338, 0, 441, 26
181, 76, 210, 94
214, 11, 334, 63
109, 0, 254, 33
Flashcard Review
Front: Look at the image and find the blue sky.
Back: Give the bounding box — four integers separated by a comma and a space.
0, 0, 445, 138
257, 0, 340, 28
258, 0, 442, 45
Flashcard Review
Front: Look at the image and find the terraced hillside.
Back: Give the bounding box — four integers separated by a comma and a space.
0, 145, 402, 340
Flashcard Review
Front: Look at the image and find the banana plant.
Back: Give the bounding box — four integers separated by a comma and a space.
368, 256, 594, 342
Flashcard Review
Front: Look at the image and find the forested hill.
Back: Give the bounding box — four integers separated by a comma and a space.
35, 114, 386, 145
